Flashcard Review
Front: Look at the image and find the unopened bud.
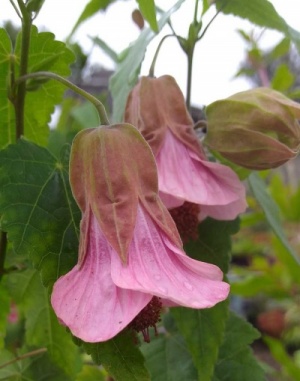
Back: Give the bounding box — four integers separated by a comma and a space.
205, 87, 300, 170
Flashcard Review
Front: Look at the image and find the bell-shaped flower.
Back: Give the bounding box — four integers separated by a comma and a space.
51, 123, 230, 343
205, 87, 300, 169
124, 75, 247, 222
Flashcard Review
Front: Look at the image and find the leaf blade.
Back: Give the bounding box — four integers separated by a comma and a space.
109, 0, 185, 122
0, 140, 80, 287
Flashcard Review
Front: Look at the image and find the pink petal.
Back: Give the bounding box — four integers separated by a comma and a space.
111, 205, 230, 309
51, 211, 151, 343
156, 130, 247, 219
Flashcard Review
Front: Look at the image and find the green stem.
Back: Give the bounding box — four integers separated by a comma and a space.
193, 0, 199, 24
15, 71, 110, 125
197, 10, 221, 41
186, 47, 194, 111
9, 0, 22, 19
0, 232, 7, 281
149, 34, 176, 77
15, 0, 32, 140
0, 348, 47, 370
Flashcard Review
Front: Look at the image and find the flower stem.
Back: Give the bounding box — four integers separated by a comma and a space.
0, 348, 47, 369
15, 0, 32, 139
193, 0, 199, 23
186, 47, 194, 111
149, 34, 176, 77
15, 71, 110, 125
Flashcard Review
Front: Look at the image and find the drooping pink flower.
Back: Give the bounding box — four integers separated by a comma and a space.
124, 75, 247, 223
51, 124, 229, 343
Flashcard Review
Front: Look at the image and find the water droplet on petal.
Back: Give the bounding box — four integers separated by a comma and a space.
184, 281, 194, 290
158, 286, 168, 294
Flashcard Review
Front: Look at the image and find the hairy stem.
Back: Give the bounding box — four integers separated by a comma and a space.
15, 71, 110, 125
0, 348, 47, 370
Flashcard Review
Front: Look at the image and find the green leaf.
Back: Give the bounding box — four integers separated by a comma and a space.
184, 218, 240, 273
271, 63, 295, 92
83, 330, 150, 381
0, 140, 80, 287
269, 37, 290, 60
69, 0, 114, 38
76, 365, 106, 381
0, 347, 74, 381
1, 27, 75, 148
231, 273, 284, 297
215, 0, 300, 52
89, 36, 119, 62
171, 302, 228, 381
5, 269, 81, 377
109, 0, 185, 122
136, 0, 158, 32
0, 283, 10, 349
264, 336, 300, 380
212, 312, 265, 381
248, 173, 300, 267
0, 28, 14, 150
71, 101, 100, 128
141, 334, 198, 381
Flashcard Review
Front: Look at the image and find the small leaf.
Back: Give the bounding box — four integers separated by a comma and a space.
109, 0, 185, 122
269, 37, 290, 60
215, 0, 300, 52
271, 63, 295, 92
248, 173, 300, 267
0, 140, 80, 287
171, 302, 228, 381
141, 334, 198, 381
83, 330, 150, 381
69, 0, 114, 38
185, 218, 240, 273
212, 312, 265, 381
136, 0, 158, 32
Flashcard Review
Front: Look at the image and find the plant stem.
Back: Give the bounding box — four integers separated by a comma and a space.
186, 47, 194, 111
193, 0, 199, 24
15, 0, 32, 139
9, 0, 22, 19
0, 232, 7, 281
149, 34, 176, 77
0, 348, 47, 370
15, 71, 110, 125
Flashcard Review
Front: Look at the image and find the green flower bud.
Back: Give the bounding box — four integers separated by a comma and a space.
205, 88, 300, 170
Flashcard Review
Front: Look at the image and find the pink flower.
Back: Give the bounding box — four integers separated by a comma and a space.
51, 124, 229, 342
125, 75, 247, 222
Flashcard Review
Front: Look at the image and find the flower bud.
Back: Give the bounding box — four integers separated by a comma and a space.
205, 87, 300, 170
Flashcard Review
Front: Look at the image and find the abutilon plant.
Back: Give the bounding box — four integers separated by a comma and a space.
124, 75, 247, 241
51, 123, 230, 343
